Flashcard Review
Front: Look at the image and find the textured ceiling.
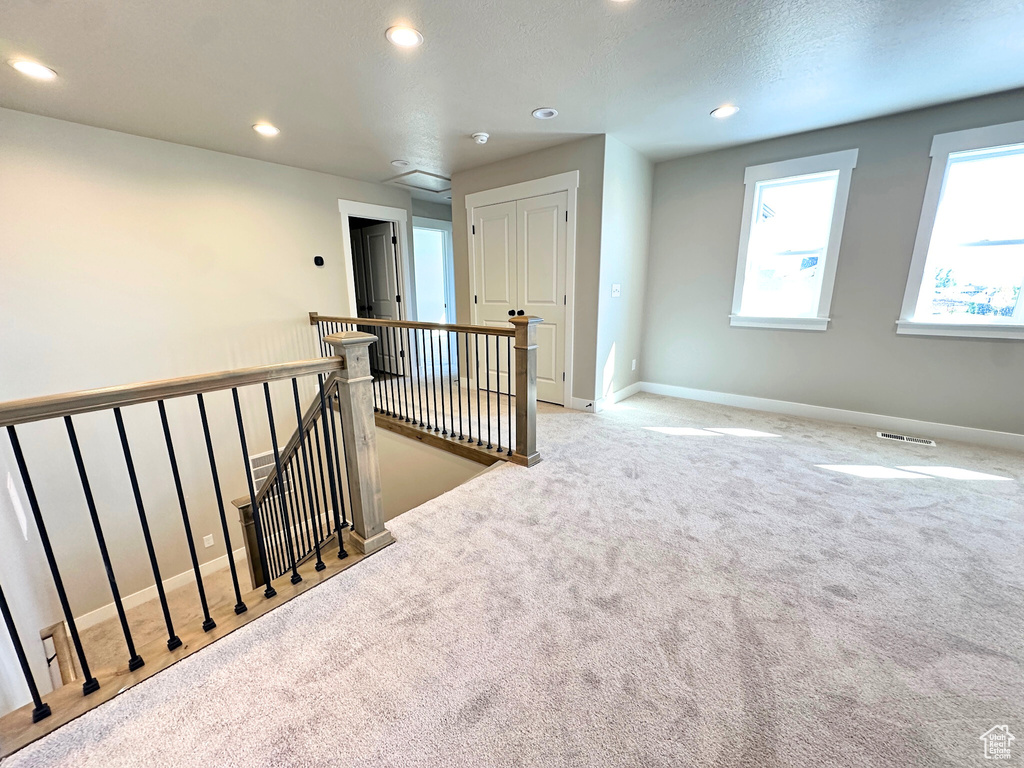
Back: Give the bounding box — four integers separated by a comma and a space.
2, 0, 1023, 189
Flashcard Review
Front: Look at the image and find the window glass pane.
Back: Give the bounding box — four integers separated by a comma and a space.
915, 144, 1024, 323
739, 171, 839, 318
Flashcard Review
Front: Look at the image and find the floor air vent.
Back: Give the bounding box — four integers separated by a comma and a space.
876, 431, 936, 447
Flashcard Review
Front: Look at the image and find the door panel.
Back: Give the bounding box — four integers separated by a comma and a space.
517, 192, 567, 405
473, 202, 517, 393
360, 222, 404, 375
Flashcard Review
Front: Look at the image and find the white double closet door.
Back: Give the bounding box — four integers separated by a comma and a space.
472, 191, 567, 405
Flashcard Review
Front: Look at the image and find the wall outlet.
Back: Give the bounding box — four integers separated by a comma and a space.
203, 534, 214, 548
632, 359, 637, 371
611, 284, 621, 298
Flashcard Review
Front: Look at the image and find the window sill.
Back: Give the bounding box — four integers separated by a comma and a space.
729, 315, 830, 331
896, 320, 1024, 340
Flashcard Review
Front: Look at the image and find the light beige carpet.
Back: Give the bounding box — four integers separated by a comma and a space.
4, 393, 1022, 767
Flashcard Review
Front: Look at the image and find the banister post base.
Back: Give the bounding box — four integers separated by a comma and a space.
349, 529, 396, 556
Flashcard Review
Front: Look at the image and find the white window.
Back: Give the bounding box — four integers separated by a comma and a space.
731, 149, 858, 330
898, 120, 1024, 340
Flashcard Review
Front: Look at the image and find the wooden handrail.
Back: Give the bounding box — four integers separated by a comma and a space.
310, 312, 516, 337
0, 358, 344, 428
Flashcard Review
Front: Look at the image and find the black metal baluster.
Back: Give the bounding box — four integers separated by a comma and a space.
0, 581, 50, 722
437, 331, 448, 436
407, 328, 419, 426
447, 331, 456, 438
456, 333, 465, 440
265, 495, 284, 580
158, 401, 216, 632
6, 426, 100, 695
312, 421, 331, 541
495, 338, 502, 452
231, 388, 276, 599
389, 326, 401, 418
485, 337, 493, 449
305, 430, 325, 546
64, 416, 144, 671
430, 330, 441, 433
317, 375, 348, 558
288, 461, 310, 558
293, 378, 325, 571
387, 326, 400, 421
399, 326, 412, 422
507, 336, 514, 456
264, 383, 302, 584
113, 408, 181, 651
420, 329, 431, 429
475, 333, 483, 446
197, 394, 247, 614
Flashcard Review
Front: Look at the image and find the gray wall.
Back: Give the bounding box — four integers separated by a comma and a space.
411, 198, 453, 221
642, 89, 1024, 435
596, 136, 653, 401
451, 135, 606, 402
0, 106, 413, 711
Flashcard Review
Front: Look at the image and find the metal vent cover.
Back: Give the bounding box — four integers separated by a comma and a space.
876, 431, 937, 447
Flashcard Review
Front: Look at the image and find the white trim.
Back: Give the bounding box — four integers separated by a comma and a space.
569, 397, 597, 412
629, 382, 1024, 452
338, 199, 414, 321
895, 320, 1024, 340
728, 315, 831, 331
75, 547, 248, 630
731, 149, 858, 331
465, 171, 579, 408
898, 120, 1024, 339
593, 381, 642, 412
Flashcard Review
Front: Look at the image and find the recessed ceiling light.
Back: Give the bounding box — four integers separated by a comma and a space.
386, 26, 424, 48
532, 107, 558, 120
391, 159, 410, 168
710, 104, 740, 119
8, 59, 57, 81
253, 123, 280, 137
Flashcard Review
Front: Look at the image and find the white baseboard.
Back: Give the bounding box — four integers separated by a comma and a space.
625, 382, 1024, 453
75, 547, 248, 630
569, 397, 597, 412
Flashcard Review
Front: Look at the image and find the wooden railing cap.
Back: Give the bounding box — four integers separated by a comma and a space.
323, 331, 379, 348
509, 315, 544, 326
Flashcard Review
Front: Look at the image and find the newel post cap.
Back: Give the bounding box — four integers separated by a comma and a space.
509, 315, 544, 327
324, 331, 379, 350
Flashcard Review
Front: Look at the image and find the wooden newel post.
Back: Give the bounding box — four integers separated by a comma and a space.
325, 331, 395, 555
234, 500, 267, 589
510, 316, 542, 467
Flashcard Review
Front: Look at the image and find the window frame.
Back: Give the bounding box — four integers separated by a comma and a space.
730, 148, 859, 331
897, 119, 1024, 341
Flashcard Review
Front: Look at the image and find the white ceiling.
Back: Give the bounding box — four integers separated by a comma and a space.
2, 0, 1023, 189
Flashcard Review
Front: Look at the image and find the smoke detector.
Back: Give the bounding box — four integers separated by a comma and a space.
472, 132, 489, 145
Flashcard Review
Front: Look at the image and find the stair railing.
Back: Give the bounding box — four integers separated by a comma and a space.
0, 332, 388, 747
309, 312, 541, 467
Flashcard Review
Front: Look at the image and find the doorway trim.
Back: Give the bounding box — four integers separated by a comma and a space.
464, 170, 579, 408
337, 199, 414, 320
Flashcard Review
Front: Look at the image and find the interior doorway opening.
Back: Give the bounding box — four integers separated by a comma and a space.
348, 215, 406, 378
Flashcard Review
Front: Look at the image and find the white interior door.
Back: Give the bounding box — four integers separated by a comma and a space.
517, 192, 568, 405
360, 222, 404, 375
472, 201, 517, 393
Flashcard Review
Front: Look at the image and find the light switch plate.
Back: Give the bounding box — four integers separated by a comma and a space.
632, 359, 637, 371
203, 534, 214, 548
611, 284, 621, 298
